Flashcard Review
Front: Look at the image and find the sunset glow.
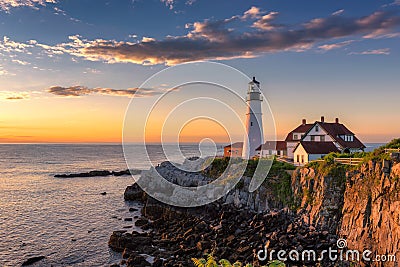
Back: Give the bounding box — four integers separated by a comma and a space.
0, 0, 399, 143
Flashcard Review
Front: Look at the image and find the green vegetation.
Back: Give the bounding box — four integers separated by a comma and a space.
202, 157, 295, 179
202, 157, 295, 207
192, 254, 285, 267
361, 138, 400, 162
308, 139, 400, 169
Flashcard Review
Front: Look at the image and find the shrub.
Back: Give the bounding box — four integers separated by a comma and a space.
192, 254, 286, 267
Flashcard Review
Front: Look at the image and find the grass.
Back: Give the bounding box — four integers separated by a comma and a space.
201, 157, 296, 208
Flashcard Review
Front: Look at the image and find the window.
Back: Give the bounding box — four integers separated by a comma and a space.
311, 136, 315, 141
297, 155, 300, 162
301, 155, 304, 163
321, 135, 325, 142
315, 125, 319, 132
269, 150, 272, 155
294, 134, 298, 140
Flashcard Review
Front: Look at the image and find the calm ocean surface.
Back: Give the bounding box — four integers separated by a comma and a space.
0, 144, 221, 267
0, 143, 382, 266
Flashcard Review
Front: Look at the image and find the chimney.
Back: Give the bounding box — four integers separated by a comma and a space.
335, 118, 339, 124
302, 119, 306, 125
321, 116, 325, 123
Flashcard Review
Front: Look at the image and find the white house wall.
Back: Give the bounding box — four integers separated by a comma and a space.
287, 141, 298, 159
302, 123, 334, 142
293, 144, 309, 164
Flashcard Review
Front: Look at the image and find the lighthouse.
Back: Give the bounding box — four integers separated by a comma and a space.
242, 77, 264, 159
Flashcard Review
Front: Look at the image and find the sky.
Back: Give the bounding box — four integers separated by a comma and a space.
0, 0, 399, 143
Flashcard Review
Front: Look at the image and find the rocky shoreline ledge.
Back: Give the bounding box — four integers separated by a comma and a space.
109, 146, 400, 267
109, 200, 338, 267
109, 159, 339, 267
54, 169, 141, 178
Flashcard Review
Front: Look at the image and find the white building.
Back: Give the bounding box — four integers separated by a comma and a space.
285, 119, 313, 159
242, 77, 264, 159
293, 141, 340, 164
293, 117, 365, 165
256, 141, 287, 158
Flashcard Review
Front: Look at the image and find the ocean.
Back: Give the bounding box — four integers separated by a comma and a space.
0, 143, 382, 266
0, 144, 221, 267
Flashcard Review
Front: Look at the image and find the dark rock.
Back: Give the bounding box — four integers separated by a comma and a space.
124, 184, 147, 201
124, 218, 133, 221
100, 192, 107, 195
55, 170, 111, 178
135, 218, 148, 227
55, 169, 140, 178
126, 252, 151, 267
21, 256, 45, 266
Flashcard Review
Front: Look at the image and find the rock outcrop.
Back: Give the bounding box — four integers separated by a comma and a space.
124, 160, 291, 213
292, 164, 347, 233
116, 156, 400, 266
109, 204, 337, 267
292, 160, 400, 266
55, 169, 141, 178
339, 161, 400, 266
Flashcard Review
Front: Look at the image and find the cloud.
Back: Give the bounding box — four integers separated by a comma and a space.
185, 0, 196, 6
0, 91, 30, 100
53, 7, 81, 23
142, 37, 156, 42
52, 9, 399, 65
251, 11, 280, 30
160, 0, 174, 10
0, 0, 56, 12
47, 86, 163, 98
318, 40, 354, 51
12, 59, 30, 65
0, 36, 33, 53
349, 48, 390, 55
2, 8, 400, 65
363, 29, 400, 39
0, 65, 14, 76
332, 9, 345, 16
243, 6, 263, 19
6, 96, 25, 100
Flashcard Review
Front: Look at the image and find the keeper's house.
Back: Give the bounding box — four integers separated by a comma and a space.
293, 117, 365, 164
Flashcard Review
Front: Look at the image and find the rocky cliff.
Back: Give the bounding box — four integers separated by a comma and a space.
125, 159, 293, 213
339, 160, 400, 266
292, 159, 400, 266
118, 152, 400, 266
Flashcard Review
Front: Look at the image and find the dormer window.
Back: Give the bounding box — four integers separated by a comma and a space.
342, 135, 354, 142
294, 134, 298, 140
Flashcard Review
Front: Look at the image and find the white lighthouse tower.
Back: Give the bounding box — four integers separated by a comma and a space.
242, 77, 264, 159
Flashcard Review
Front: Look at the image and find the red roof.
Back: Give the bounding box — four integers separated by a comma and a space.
297, 141, 340, 154
224, 142, 243, 149
256, 141, 287, 151
317, 122, 365, 149
285, 124, 314, 142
